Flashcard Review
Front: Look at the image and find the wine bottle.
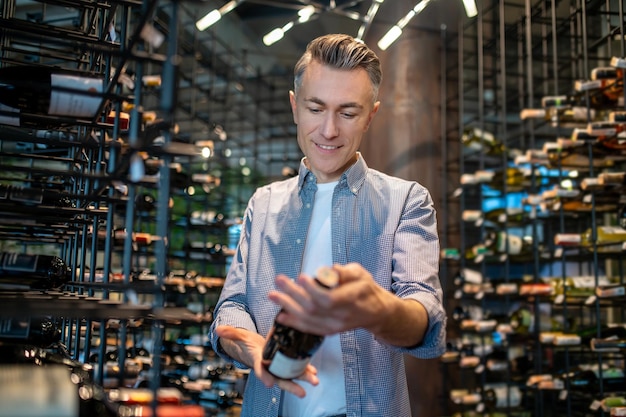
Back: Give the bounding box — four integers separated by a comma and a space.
0, 363, 80, 417
0, 184, 75, 209
586, 120, 626, 151
591, 338, 626, 352
262, 267, 339, 380
599, 171, 626, 187
460, 167, 534, 193
562, 366, 625, 393
468, 231, 536, 263
613, 407, 626, 417
553, 275, 612, 299
0, 65, 105, 128
461, 127, 507, 156
0, 252, 71, 290
521, 105, 597, 128
449, 389, 483, 406
588, 66, 623, 108
554, 226, 626, 252
509, 306, 566, 335
483, 384, 522, 409
0, 316, 62, 346
602, 396, 626, 410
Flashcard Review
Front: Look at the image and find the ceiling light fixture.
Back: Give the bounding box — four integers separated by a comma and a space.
263, 5, 317, 46
377, 0, 433, 51
196, 0, 243, 31
357, 0, 385, 41
462, 0, 478, 17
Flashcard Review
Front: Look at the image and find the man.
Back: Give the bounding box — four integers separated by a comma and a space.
209, 33, 446, 417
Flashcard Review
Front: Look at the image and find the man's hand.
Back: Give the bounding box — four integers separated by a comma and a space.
267, 263, 429, 347
215, 325, 319, 398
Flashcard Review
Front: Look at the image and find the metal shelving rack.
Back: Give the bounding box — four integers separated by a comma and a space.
0, 0, 298, 414
443, 0, 626, 416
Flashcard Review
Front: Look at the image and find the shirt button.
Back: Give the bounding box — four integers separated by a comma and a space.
306, 203, 311, 208
296, 239, 302, 244
352, 187, 357, 193
271, 397, 277, 403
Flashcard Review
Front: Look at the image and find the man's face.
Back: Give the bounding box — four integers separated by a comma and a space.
289, 60, 380, 183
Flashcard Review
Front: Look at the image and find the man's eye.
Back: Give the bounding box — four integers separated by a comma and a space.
309, 108, 322, 114
341, 113, 356, 119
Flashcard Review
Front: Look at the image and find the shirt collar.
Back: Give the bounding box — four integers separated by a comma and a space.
297, 152, 368, 195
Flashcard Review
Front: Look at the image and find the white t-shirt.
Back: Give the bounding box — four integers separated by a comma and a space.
280, 181, 347, 417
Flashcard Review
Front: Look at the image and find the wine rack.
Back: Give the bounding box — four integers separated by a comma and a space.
0, 0, 296, 415
441, 0, 626, 416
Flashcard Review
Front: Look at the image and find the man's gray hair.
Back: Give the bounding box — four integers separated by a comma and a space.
293, 34, 382, 103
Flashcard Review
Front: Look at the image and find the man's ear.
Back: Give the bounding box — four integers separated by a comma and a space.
289, 90, 298, 124
364, 101, 380, 131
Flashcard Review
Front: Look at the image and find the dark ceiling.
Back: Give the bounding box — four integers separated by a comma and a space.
6, 0, 466, 178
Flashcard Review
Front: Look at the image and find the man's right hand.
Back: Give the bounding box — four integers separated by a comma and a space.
215, 325, 319, 398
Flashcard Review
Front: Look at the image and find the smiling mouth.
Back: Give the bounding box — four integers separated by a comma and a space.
316, 143, 340, 150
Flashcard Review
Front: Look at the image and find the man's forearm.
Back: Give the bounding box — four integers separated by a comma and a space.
367, 298, 429, 348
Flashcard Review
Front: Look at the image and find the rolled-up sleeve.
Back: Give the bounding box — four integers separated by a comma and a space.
208, 195, 257, 368
389, 182, 446, 358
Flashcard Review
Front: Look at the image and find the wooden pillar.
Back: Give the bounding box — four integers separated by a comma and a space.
363, 18, 446, 417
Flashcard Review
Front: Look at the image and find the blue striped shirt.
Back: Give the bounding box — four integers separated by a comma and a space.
209, 154, 446, 417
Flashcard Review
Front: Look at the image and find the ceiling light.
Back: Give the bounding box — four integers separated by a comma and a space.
462, 0, 478, 17
298, 5, 316, 22
263, 28, 286, 46
377, 25, 402, 50
196, 10, 221, 31
357, 0, 385, 41
196, 0, 242, 31
377, 0, 433, 50
263, 5, 317, 46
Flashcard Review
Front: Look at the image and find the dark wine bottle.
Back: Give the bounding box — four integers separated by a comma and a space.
0, 252, 71, 290
562, 367, 626, 393
483, 385, 523, 409
0, 184, 76, 208
0, 65, 105, 128
262, 267, 339, 380
591, 338, 626, 352
0, 316, 62, 346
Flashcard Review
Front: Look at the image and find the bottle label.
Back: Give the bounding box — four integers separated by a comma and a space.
49, 74, 103, 118
0, 103, 19, 126
1, 253, 38, 272
0, 365, 79, 417
554, 233, 582, 245
7, 187, 44, 205
496, 232, 523, 255
267, 351, 309, 380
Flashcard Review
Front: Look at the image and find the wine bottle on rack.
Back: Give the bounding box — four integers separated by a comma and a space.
0, 316, 62, 346
561, 365, 626, 393
599, 171, 626, 187
588, 66, 623, 108
262, 267, 339, 380
554, 226, 626, 252
0, 252, 71, 290
467, 231, 536, 263
483, 384, 523, 409
586, 118, 626, 152
461, 127, 507, 156
0, 184, 75, 208
460, 167, 533, 193
0, 65, 105, 128
462, 207, 527, 226
521, 102, 596, 127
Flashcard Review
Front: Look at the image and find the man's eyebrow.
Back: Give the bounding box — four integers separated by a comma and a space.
305, 96, 364, 109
